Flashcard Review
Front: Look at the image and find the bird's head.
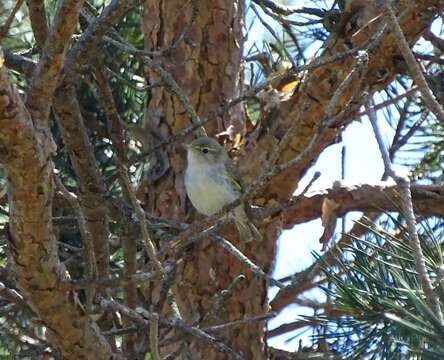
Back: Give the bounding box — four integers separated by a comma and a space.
184, 137, 227, 165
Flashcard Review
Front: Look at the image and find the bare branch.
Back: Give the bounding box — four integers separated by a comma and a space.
53, 83, 110, 279
61, 267, 170, 291
26, 0, 85, 127
251, 4, 296, 67
270, 213, 379, 312
423, 27, 444, 52
104, 37, 206, 136
3, 50, 36, 77
0, 0, 25, 40
280, 182, 444, 228
252, 0, 326, 17
65, 0, 142, 70
0, 49, 115, 359
149, 312, 161, 360
100, 298, 245, 360
381, 0, 444, 123
367, 96, 443, 323
203, 313, 275, 333
108, 34, 378, 168
213, 236, 285, 288
54, 176, 97, 311
25, 0, 48, 48
357, 86, 418, 117
242, 0, 438, 213
415, 52, 444, 65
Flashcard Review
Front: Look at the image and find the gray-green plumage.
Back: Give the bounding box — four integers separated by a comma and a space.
184, 137, 261, 242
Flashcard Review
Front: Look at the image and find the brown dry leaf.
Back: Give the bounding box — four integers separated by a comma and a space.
319, 197, 341, 250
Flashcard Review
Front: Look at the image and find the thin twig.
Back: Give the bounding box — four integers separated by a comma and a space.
115, 152, 169, 353
54, 175, 97, 311
381, 0, 444, 123
169, 212, 233, 253
61, 267, 170, 291
423, 28, 444, 52
324, 51, 369, 119
252, 0, 326, 17
212, 236, 285, 288
106, 32, 383, 166
105, 37, 206, 136
65, 0, 142, 70
203, 312, 276, 333
99, 298, 245, 360
203, 275, 246, 323
110, 127, 161, 271
0, 0, 25, 40
149, 312, 161, 360
93, 60, 185, 327
251, 4, 296, 67
366, 97, 443, 323
414, 52, 444, 65
270, 214, 378, 311
246, 51, 369, 200
389, 110, 428, 157
93, 62, 138, 353
356, 86, 418, 117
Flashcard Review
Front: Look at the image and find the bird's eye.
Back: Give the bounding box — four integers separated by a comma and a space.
202, 148, 209, 154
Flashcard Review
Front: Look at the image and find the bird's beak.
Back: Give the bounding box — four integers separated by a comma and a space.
182, 143, 191, 151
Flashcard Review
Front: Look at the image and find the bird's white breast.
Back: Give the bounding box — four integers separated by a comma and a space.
185, 158, 239, 216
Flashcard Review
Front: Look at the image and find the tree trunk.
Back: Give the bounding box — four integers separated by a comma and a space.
140, 1, 275, 358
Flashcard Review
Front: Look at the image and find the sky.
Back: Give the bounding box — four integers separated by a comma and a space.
244, 0, 442, 351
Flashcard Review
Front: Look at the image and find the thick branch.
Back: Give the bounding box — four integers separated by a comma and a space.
25, 0, 85, 127
0, 52, 114, 359
25, 0, 48, 48
281, 182, 444, 228
3, 51, 36, 78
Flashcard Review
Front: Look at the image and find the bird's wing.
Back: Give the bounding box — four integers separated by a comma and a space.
224, 159, 245, 194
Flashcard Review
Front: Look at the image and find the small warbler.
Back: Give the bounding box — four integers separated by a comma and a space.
184, 137, 261, 242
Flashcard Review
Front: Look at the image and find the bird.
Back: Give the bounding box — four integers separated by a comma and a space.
184, 136, 261, 242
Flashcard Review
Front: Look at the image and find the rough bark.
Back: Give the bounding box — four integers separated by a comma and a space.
140, 1, 272, 359
1, 0, 441, 358
140, 1, 441, 358
26, 0, 86, 127
0, 52, 115, 360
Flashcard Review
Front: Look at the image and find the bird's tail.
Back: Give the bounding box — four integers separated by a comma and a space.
233, 207, 262, 242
